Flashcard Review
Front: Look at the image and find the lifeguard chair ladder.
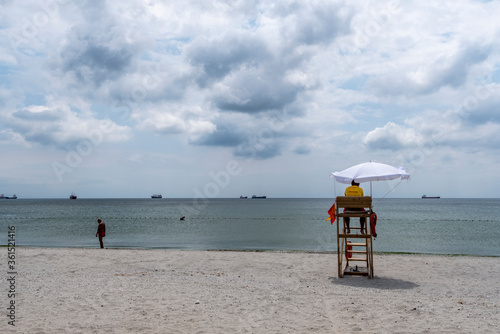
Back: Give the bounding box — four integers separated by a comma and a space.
334, 196, 374, 278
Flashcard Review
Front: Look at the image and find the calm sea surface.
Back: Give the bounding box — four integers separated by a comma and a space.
1, 198, 499, 256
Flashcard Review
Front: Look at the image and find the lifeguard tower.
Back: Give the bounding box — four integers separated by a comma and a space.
330, 162, 411, 278
334, 196, 374, 278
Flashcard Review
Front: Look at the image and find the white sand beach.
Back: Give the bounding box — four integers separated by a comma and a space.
2, 248, 499, 333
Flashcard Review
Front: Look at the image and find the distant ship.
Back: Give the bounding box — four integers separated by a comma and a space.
240, 195, 247, 199
422, 195, 440, 199
251, 195, 267, 199
5, 194, 17, 199
70, 192, 77, 199
151, 194, 162, 199
0, 194, 4, 199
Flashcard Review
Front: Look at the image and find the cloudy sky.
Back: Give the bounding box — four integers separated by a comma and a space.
1, 0, 499, 199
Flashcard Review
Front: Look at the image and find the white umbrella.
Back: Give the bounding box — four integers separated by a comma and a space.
331, 161, 410, 196
331, 161, 410, 184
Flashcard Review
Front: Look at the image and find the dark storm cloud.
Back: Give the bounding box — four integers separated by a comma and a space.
293, 145, 311, 155
190, 126, 246, 147
58, 30, 135, 86
272, 1, 352, 46
459, 92, 500, 125
213, 73, 300, 114
6, 113, 63, 147
438, 46, 491, 88
234, 140, 283, 160
78, 44, 132, 72
24, 131, 61, 146
52, 1, 144, 88
190, 116, 291, 159
187, 34, 269, 87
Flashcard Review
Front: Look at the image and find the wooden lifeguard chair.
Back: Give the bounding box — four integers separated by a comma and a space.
334, 196, 374, 278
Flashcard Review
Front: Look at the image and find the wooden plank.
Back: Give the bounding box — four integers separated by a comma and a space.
338, 220, 342, 278
343, 210, 370, 214
336, 196, 372, 208
337, 213, 371, 217
344, 271, 369, 276
338, 234, 371, 238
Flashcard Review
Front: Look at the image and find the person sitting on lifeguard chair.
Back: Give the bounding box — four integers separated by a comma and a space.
344, 180, 366, 234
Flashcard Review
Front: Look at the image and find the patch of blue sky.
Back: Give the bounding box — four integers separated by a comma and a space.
140, 53, 153, 61
439, 32, 454, 42
491, 67, 500, 83
0, 64, 13, 75
90, 102, 108, 116
244, 17, 258, 30
155, 38, 191, 56
13, 47, 44, 58
339, 74, 368, 90
24, 93, 46, 106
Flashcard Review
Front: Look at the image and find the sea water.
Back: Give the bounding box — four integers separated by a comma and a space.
1, 198, 499, 256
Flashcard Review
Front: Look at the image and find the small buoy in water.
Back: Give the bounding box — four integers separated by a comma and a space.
195, 300, 200, 304
180, 216, 185, 221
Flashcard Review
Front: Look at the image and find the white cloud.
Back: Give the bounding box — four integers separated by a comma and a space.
133, 104, 217, 141
363, 122, 423, 150
1, 97, 131, 148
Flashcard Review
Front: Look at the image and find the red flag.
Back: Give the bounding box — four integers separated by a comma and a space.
327, 203, 336, 224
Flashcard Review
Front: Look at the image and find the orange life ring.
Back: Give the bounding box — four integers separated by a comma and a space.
370, 212, 377, 238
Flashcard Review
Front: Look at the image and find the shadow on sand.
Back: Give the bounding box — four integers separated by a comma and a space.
329, 275, 418, 290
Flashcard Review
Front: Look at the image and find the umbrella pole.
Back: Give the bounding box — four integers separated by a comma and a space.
370, 181, 372, 197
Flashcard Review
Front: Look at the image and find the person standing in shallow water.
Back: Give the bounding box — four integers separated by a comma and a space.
96, 218, 106, 248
